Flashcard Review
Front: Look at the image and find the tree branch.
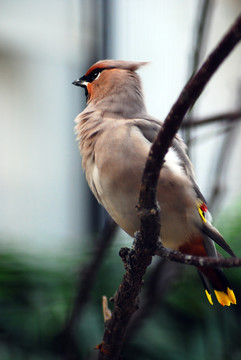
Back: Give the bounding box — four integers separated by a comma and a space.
191, 0, 212, 74
66, 216, 117, 327
182, 109, 241, 128
97, 14, 241, 360
56, 216, 117, 360
185, 0, 212, 147
97, 232, 154, 360
155, 242, 241, 268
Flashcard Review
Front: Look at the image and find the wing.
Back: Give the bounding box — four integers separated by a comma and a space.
134, 117, 236, 257
133, 117, 206, 202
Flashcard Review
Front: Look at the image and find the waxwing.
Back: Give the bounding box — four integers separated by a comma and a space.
73, 60, 236, 306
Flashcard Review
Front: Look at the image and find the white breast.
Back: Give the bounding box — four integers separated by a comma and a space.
165, 148, 184, 176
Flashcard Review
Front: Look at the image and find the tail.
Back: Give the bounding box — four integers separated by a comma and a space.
198, 267, 236, 306
179, 235, 237, 306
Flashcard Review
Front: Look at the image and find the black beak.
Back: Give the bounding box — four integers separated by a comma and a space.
72, 79, 83, 86
72, 76, 86, 87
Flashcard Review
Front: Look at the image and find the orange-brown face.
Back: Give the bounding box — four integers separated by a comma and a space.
72, 60, 148, 103
72, 61, 114, 102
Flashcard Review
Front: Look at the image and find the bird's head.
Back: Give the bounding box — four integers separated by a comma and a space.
73, 60, 148, 117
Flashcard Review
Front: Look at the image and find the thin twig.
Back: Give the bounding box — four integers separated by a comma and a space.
97, 14, 241, 360
182, 109, 241, 128
208, 122, 238, 212
102, 296, 112, 322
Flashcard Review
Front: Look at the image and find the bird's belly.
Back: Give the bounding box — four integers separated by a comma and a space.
90, 163, 200, 250
105, 193, 198, 250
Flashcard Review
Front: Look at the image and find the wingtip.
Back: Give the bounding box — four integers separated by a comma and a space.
202, 222, 236, 257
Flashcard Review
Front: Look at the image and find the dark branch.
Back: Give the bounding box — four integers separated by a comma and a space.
155, 242, 241, 268
97, 14, 241, 360
66, 216, 117, 328
56, 216, 117, 360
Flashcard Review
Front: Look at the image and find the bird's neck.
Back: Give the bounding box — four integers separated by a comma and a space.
75, 109, 103, 173
90, 82, 147, 119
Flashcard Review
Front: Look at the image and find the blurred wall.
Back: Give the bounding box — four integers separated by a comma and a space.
0, 0, 88, 252
187, 0, 241, 208
0, 0, 240, 253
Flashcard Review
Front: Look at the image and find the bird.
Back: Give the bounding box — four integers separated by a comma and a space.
73, 59, 236, 306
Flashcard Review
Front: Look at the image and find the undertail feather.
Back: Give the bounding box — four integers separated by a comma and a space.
179, 235, 236, 306
199, 267, 236, 306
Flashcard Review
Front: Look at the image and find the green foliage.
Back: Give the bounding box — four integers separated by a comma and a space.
0, 252, 74, 359
0, 203, 241, 359
124, 268, 241, 360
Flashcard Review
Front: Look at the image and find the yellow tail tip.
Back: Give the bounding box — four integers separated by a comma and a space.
205, 289, 213, 305
214, 288, 237, 306
227, 288, 237, 304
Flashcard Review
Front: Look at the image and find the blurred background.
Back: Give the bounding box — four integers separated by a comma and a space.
0, 0, 241, 359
